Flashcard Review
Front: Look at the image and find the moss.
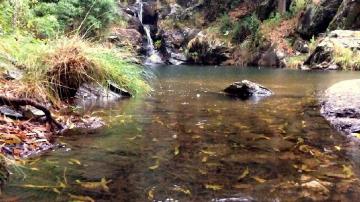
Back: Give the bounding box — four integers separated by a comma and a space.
333, 44, 360, 70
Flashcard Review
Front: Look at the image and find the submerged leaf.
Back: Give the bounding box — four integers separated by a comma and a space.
149, 160, 160, 170
205, 184, 223, 191
172, 185, 191, 195
68, 159, 81, 165
68, 193, 95, 202
76, 178, 112, 192
174, 145, 180, 156
238, 167, 249, 180
252, 176, 266, 183
148, 186, 156, 200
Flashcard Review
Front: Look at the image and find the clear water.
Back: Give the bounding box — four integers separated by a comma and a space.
3, 66, 360, 202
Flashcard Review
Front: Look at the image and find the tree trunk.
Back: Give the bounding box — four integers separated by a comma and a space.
278, 0, 287, 14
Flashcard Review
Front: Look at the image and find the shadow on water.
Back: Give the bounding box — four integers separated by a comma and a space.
3, 66, 360, 201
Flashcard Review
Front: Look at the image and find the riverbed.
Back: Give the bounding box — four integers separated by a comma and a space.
2, 66, 360, 201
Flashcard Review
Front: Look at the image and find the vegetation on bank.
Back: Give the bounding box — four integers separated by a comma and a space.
0, 0, 150, 106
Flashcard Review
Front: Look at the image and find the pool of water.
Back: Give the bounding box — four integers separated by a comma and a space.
3, 66, 360, 201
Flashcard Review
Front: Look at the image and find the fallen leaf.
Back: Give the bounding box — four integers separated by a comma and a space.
148, 186, 156, 200
68, 193, 95, 202
252, 176, 266, 183
343, 165, 354, 178
334, 146, 341, 151
205, 184, 223, 191
76, 178, 112, 192
172, 185, 191, 195
149, 159, 160, 170
174, 145, 180, 156
68, 159, 81, 165
238, 167, 249, 180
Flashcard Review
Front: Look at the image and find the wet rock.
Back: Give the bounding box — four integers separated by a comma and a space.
107, 81, 132, 97
142, 1, 158, 25
0, 106, 23, 119
76, 83, 131, 102
108, 28, 142, 51
304, 30, 360, 70
321, 79, 360, 134
224, 80, 273, 99
297, 0, 342, 40
329, 0, 360, 30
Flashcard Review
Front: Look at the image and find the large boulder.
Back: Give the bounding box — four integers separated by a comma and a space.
142, 1, 158, 25
186, 34, 230, 65
297, 0, 343, 40
328, 0, 360, 30
108, 28, 142, 51
303, 30, 360, 70
224, 80, 273, 99
321, 79, 360, 134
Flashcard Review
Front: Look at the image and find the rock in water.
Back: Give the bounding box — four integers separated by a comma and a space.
321, 80, 360, 134
224, 80, 273, 99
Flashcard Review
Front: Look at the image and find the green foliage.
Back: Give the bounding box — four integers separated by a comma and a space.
263, 12, 282, 28
28, 15, 60, 38
231, 14, 260, 44
0, 35, 150, 104
0, 0, 117, 38
219, 14, 233, 34
289, 0, 308, 16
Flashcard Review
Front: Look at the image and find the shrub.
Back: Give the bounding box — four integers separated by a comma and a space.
219, 14, 233, 34
231, 14, 260, 44
289, 0, 308, 16
28, 15, 60, 38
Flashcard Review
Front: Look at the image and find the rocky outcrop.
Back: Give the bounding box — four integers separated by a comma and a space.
224, 80, 273, 99
321, 79, 360, 134
186, 34, 230, 65
108, 28, 143, 51
297, 0, 342, 40
328, 0, 360, 30
303, 30, 360, 70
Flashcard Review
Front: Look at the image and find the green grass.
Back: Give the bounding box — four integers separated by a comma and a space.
0, 35, 151, 105
333, 44, 360, 70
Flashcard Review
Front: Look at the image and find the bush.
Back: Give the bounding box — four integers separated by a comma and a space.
231, 14, 260, 44
289, 0, 308, 16
28, 15, 60, 38
219, 14, 233, 34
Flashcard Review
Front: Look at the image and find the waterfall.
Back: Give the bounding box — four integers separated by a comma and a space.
136, 0, 163, 65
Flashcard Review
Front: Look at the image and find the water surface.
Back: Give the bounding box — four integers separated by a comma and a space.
3, 66, 360, 201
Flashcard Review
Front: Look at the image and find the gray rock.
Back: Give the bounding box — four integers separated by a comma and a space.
329, 0, 360, 31
304, 30, 360, 70
224, 80, 273, 99
321, 79, 360, 134
0, 106, 23, 119
297, 0, 342, 40
3, 69, 24, 80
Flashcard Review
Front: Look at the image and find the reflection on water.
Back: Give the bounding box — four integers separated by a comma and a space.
3, 66, 360, 201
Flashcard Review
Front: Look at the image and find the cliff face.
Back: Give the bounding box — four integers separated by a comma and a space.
117, 0, 360, 68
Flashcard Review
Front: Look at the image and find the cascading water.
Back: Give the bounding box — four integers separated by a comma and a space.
136, 0, 163, 65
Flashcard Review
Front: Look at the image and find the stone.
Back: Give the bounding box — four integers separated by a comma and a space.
76, 83, 131, 102
107, 81, 132, 97
304, 30, 360, 70
2, 69, 24, 80
321, 79, 360, 134
297, 0, 342, 40
108, 28, 142, 51
224, 80, 273, 99
186, 34, 230, 65
329, 0, 360, 30
293, 39, 310, 54
257, 47, 286, 68
0, 106, 23, 119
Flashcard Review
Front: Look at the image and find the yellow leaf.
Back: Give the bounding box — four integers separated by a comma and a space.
148, 186, 156, 200
0, 133, 22, 144
172, 185, 191, 195
30, 167, 39, 171
238, 167, 249, 180
52, 188, 61, 194
334, 146, 341, 151
252, 176, 266, 183
205, 184, 223, 191
343, 165, 354, 178
149, 160, 160, 170
68, 193, 95, 202
201, 150, 216, 156
76, 178, 112, 192
174, 145, 180, 156
69, 159, 81, 165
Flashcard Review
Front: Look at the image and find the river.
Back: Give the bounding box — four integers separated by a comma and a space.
2, 66, 360, 201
